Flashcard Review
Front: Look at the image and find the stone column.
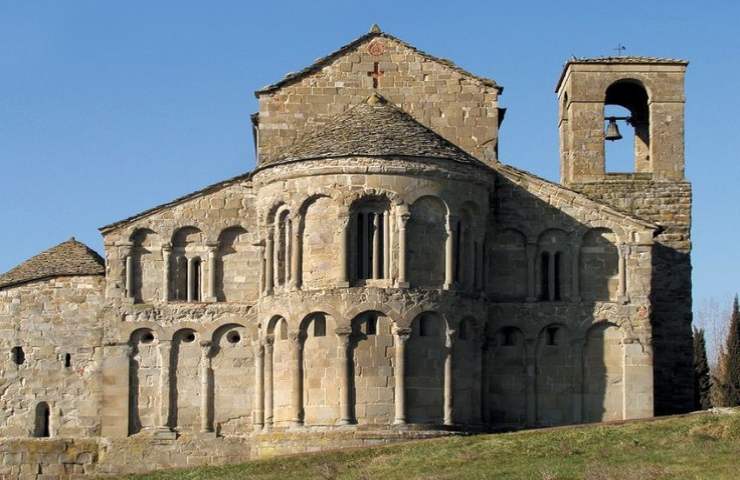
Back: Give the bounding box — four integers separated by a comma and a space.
264, 337, 274, 426
253, 341, 265, 430
338, 214, 350, 287
526, 242, 537, 302
336, 327, 353, 425
264, 233, 274, 294
372, 213, 381, 279
257, 242, 265, 294
290, 218, 302, 289
480, 340, 489, 426
161, 244, 172, 302
285, 219, 292, 284
443, 329, 456, 426
289, 332, 304, 426
396, 206, 410, 288
361, 213, 369, 279
199, 340, 213, 432
474, 241, 483, 292
570, 239, 581, 302
525, 338, 536, 426
125, 253, 134, 300
617, 244, 630, 303
444, 215, 456, 290
157, 340, 173, 432
187, 257, 195, 302
383, 212, 390, 279
393, 327, 411, 424
571, 340, 584, 423
205, 242, 218, 302
548, 250, 556, 301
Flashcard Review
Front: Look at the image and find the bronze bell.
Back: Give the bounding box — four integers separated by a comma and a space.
605, 117, 623, 141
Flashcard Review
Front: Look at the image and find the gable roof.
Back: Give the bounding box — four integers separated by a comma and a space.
0, 238, 105, 290
493, 163, 659, 232
255, 25, 502, 96
265, 93, 487, 168
99, 171, 253, 234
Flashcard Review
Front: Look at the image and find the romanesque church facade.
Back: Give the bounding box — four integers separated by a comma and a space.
0, 26, 692, 471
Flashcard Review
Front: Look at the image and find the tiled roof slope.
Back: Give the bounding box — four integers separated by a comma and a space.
0, 238, 105, 289
255, 24, 501, 96
267, 93, 487, 168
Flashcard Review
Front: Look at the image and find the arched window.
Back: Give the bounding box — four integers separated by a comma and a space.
172, 227, 204, 302
540, 252, 550, 301
312, 315, 326, 337
538, 229, 569, 302
604, 80, 650, 173
501, 327, 518, 347
34, 402, 50, 438
546, 326, 560, 346
351, 199, 390, 282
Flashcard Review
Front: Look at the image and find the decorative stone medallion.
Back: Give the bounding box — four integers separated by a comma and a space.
367, 40, 385, 57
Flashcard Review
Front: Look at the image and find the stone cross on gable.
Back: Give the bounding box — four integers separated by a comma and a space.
367, 62, 384, 88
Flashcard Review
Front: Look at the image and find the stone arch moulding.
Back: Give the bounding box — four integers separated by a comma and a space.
343, 303, 403, 329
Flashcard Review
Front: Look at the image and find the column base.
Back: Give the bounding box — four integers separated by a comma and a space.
393, 418, 406, 425
336, 418, 353, 426
618, 295, 629, 305
396, 282, 410, 288
203, 296, 218, 303
123, 297, 135, 305
336, 281, 350, 288
526, 296, 538, 303
152, 427, 177, 440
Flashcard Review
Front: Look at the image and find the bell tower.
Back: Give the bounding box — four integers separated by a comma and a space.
556, 56, 694, 416
556, 57, 687, 184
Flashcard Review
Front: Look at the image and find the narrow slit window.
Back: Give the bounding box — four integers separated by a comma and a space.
11, 346, 24, 365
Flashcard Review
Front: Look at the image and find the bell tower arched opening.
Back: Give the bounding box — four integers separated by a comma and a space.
604, 80, 650, 174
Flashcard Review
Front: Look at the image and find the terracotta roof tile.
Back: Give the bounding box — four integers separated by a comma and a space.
0, 238, 105, 289
266, 93, 486, 168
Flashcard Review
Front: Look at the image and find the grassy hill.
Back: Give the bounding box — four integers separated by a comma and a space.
119, 409, 739, 480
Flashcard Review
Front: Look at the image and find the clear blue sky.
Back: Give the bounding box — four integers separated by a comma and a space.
1, 1, 738, 320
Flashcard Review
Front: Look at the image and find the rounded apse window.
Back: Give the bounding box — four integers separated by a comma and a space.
141, 332, 155, 344
226, 331, 241, 344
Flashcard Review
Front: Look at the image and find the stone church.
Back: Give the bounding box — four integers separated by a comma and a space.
0, 26, 692, 474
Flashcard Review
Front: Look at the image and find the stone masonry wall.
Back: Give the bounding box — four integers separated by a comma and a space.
571, 179, 693, 415
256, 34, 501, 164
0, 276, 105, 438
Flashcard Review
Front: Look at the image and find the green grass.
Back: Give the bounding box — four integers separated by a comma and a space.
118, 410, 740, 480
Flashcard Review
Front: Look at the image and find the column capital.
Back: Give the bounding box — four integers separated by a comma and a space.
252, 340, 265, 356
335, 326, 352, 337
161, 243, 172, 253
206, 241, 219, 252
445, 329, 457, 349
393, 327, 411, 342
199, 340, 213, 356
288, 331, 305, 345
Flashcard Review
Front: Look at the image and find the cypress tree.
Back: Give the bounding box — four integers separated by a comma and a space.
718, 295, 740, 406
692, 327, 712, 410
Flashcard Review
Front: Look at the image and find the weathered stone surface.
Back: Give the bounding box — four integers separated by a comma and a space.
0, 26, 692, 477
